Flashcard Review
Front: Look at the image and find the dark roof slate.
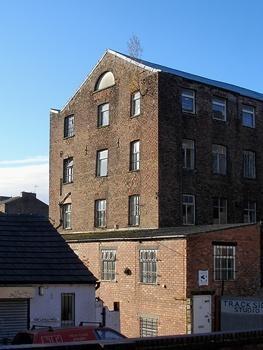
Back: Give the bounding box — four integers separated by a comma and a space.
0, 215, 96, 284
63, 223, 256, 243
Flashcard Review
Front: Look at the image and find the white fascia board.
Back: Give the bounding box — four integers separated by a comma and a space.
60, 49, 160, 113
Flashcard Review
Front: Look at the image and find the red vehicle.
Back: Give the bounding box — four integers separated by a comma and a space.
12, 324, 125, 345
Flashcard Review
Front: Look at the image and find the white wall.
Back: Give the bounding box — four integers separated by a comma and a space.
30, 284, 96, 328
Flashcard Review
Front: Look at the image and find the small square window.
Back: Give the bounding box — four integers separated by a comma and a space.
131, 91, 141, 117
95, 199, 107, 227
140, 317, 158, 337
182, 89, 195, 114
214, 245, 235, 281
98, 103, 109, 127
64, 115, 74, 138
242, 105, 255, 128
139, 250, 157, 284
212, 98, 226, 121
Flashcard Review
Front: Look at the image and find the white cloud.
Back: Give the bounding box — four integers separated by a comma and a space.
0, 157, 49, 204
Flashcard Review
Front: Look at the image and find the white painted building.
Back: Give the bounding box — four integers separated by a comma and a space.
0, 215, 97, 343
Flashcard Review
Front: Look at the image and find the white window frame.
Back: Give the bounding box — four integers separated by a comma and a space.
244, 201, 256, 223
97, 149, 108, 177
63, 157, 74, 183
243, 150, 256, 179
139, 250, 157, 284
98, 103, 109, 127
182, 89, 195, 114
213, 198, 227, 224
140, 317, 158, 337
214, 245, 236, 281
182, 194, 195, 225
130, 140, 140, 171
131, 91, 141, 117
62, 203, 72, 229
64, 115, 75, 138
129, 194, 140, 226
212, 97, 226, 121
95, 199, 107, 227
101, 249, 116, 281
212, 144, 227, 175
182, 139, 195, 169
242, 105, 255, 128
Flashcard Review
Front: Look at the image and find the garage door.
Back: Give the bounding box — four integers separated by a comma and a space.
0, 299, 29, 342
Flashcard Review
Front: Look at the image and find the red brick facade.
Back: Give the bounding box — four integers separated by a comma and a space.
66, 224, 261, 337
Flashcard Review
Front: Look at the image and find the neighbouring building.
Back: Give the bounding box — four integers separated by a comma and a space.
65, 223, 262, 337
49, 50, 263, 337
0, 192, 48, 217
0, 214, 97, 343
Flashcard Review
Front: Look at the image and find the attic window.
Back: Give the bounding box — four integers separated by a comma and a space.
95, 72, 115, 91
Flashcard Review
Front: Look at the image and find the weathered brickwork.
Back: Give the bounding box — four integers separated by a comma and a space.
67, 224, 261, 336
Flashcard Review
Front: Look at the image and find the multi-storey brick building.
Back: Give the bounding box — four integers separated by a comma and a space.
50, 50, 263, 230
49, 50, 263, 336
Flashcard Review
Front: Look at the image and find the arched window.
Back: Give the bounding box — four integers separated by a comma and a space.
95, 71, 115, 91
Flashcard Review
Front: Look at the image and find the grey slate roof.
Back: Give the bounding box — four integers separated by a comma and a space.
0, 214, 96, 284
63, 223, 255, 243
113, 50, 263, 101
0, 197, 20, 204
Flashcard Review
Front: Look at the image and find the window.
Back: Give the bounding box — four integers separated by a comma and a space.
140, 317, 158, 337
212, 98, 226, 121
95, 199, 106, 227
242, 105, 255, 128
131, 91, 141, 117
212, 144, 226, 175
95, 71, 115, 91
182, 194, 195, 225
139, 250, 157, 284
101, 249, 116, 281
61, 293, 75, 327
98, 103, 109, 127
129, 195, 140, 226
182, 89, 195, 114
213, 198, 227, 224
182, 139, 195, 169
214, 244, 235, 281
130, 140, 140, 171
97, 149, 108, 177
63, 157, 73, 183
243, 150, 256, 178
244, 201, 256, 223
62, 203, 72, 229
64, 115, 74, 138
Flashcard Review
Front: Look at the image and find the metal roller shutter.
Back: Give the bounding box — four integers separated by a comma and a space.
0, 299, 29, 343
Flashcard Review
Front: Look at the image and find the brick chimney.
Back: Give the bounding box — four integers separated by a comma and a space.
21, 192, 37, 199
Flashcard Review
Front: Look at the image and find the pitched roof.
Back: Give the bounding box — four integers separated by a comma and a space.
109, 50, 263, 101
63, 223, 256, 243
0, 214, 96, 284
59, 49, 263, 112
0, 196, 20, 204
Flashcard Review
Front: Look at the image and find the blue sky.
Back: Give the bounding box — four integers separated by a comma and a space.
1, 0, 263, 203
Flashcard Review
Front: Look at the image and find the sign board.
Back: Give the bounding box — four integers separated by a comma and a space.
198, 270, 208, 286
0, 287, 35, 299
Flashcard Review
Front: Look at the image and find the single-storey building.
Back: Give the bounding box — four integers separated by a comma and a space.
0, 214, 97, 343
64, 223, 262, 337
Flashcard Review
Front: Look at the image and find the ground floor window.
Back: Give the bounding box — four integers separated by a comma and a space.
214, 244, 236, 281
140, 317, 158, 337
61, 293, 75, 327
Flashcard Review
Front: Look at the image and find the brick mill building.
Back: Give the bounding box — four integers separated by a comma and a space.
49, 50, 263, 336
